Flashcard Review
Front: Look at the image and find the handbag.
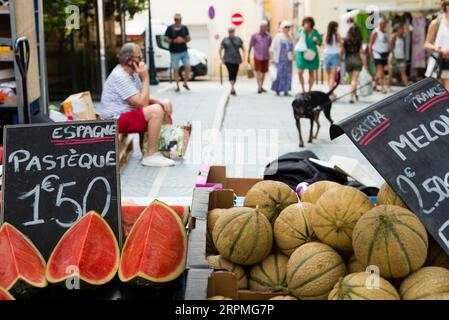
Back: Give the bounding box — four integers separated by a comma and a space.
247, 64, 255, 79
303, 49, 316, 61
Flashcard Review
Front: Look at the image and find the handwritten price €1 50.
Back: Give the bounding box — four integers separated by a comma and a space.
397, 168, 449, 214
19, 174, 112, 228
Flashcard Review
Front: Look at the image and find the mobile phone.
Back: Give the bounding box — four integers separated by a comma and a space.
127, 58, 138, 70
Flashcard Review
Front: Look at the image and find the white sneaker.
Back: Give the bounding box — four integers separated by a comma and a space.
141, 153, 175, 167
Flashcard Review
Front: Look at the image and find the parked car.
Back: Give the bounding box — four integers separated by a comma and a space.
148, 23, 208, 81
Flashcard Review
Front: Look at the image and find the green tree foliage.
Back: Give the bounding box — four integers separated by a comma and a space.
42, 0, 148, 35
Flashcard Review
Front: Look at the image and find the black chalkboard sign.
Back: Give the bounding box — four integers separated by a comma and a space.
331, 77, 449, 256
1, 120, 122, 258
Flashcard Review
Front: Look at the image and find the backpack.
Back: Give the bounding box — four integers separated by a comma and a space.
263, 151, 379, 196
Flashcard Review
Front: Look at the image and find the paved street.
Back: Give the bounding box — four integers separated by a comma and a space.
119, 77, 397, 199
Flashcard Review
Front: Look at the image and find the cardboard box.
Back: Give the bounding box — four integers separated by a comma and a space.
207, 272, 287, 300
61, 91, 97, 121
187, 166, 285, 300
191, 165, 262, 221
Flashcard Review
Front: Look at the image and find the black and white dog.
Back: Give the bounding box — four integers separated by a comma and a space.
291, 74, 340, 147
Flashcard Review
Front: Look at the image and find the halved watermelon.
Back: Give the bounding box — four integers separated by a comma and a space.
171, 206, 190, 225
0, 223, 47, 296
46, 212, 119, 286
122, 205, 190, 238
119, 200, 187, 285
0, 287, 14, 300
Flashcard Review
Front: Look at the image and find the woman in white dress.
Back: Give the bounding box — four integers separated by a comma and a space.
369, 18, 390, 94
425, 0, 449, 91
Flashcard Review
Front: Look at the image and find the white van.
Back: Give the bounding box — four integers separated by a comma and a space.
147, 23, 208, 80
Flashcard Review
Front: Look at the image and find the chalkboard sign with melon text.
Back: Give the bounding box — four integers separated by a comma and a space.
331, 77, 449, 255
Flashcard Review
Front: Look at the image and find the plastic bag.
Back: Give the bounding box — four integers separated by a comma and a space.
269, 63, 278, 82
294, 32, 307, 52
358, 68, 373, 97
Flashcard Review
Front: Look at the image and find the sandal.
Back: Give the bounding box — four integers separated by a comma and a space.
183, 84, 191, 91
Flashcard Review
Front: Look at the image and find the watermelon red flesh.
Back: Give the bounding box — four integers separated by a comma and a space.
0, 287, 14, 300
119, 200, 187, 283
46, 212, 119, 285
0, 223, 47, 291
122, 205, 189, 238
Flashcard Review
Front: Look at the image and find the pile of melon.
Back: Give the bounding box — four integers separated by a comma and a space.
207, 180, 449, 300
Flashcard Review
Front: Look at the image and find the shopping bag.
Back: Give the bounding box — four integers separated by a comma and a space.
294, 32, 307, 52
157, 123, 192, 160
142, 116, 192, 160
269, 63, 278, 82
247, 64, 255, 79
358, 67, 373, 97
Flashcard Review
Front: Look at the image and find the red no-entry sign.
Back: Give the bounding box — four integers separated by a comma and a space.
231, 13, 244, 26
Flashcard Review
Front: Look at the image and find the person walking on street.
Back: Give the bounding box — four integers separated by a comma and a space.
220, 27, 245, 96
164, 13, 191, 92
248, 21, 272, 94
342, 25, 367, 103
388, 23, 410, 89
100, 43, 175, 167
323, 21, 342, 99
270, 21, 294, 96
369, 17, 390, 94
425, 0, 449, 91
296, 17, 323, 93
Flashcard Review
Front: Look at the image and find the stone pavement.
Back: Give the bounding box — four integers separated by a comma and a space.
119, 81, 228, 198
117, 77, 399, 198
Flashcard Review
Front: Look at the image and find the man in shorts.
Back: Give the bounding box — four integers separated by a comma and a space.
100, 43, 175, 167
248, 20, 272, 94
165, 13, 191, 92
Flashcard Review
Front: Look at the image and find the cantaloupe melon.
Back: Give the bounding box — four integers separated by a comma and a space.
243, 181, 298, 224
269, 295, 297, 300
376, 183, 407, 208
273, 203, 317, 256
328, 272, 400, 300
353, 205, 428, 279
400, 267, 449, 300
347, 254, 365, 274
207, 209, 227, 254
249, 253, 289, 292
213, 207, 273, 266
207, 255, 248, 289
426, 239, 449, 269
286, 242, 346, 300
301, 180, 341, 204
311, 186, 374, 251
208, 296, 233, 300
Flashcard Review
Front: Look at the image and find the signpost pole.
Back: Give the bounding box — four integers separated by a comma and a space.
148, 0, 159, 86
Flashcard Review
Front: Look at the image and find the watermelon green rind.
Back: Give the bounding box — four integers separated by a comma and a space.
45, 212, 120, 286
0, 223, 47, 292
0, 287, 14, 300
118, 200, 187, 284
